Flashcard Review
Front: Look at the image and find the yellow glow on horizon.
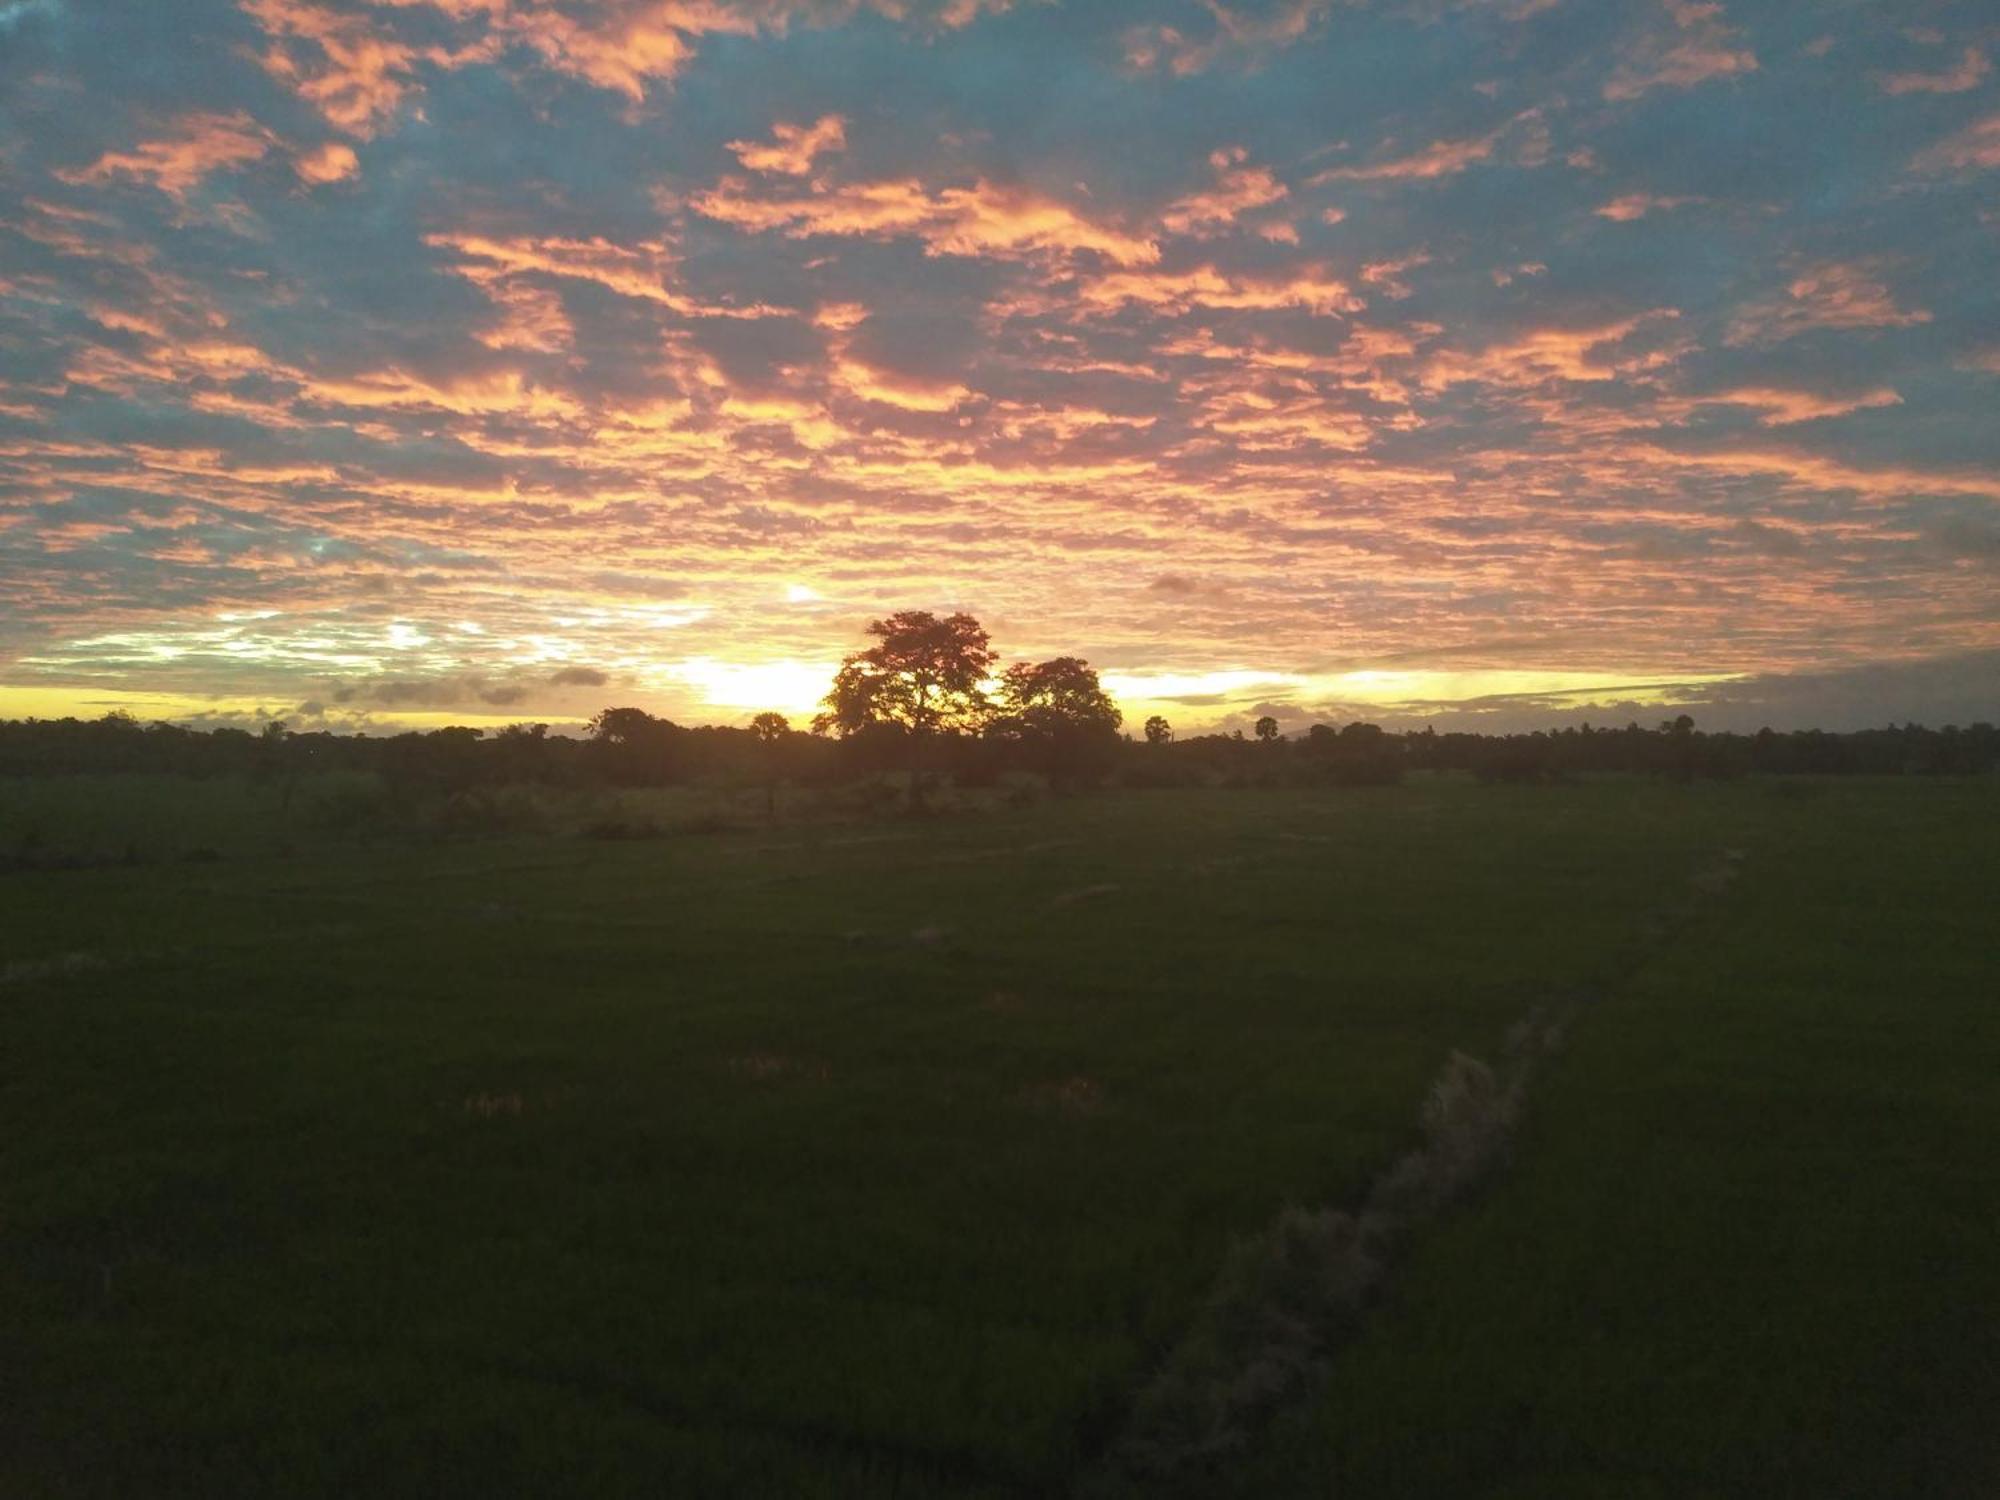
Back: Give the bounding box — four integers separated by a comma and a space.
654, 658, 840, 716
0, 658, 1743, 737
0, 684, 586, 733
1101, 666, 1744, 726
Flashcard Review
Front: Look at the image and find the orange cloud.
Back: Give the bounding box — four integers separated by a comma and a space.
252, 1, 848, 119
1631, 442, 2000, 501
427, 231, 681, 304
1595, 192, 1698, 221
1123, 1, 1327, 76
470, 278, 575, 353
1421, 312, 1681, 389
690, 175, 1161, 265
1726, 262, 1931, 345
938, 0, 1022, 22
303, 367, 585, 420
1690, 386, 1902, 426
1190, 386, 1375, 450
55, 111, 274, 199
729, 114, 848, 174
244, 0, 431, 137
1310, 129, 1499, 184
1160, 147, 1289, 236
293, 141, 359, 185
832, 358, 970, 412
1360, 251, 1431, 300
1878, 46, 1989, 95
1080, 264, 1362, 316
505, 8, 705, 100
1604, 0, 1757, 101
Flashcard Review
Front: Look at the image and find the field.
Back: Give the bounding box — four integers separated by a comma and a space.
3, 775, 1995, 1496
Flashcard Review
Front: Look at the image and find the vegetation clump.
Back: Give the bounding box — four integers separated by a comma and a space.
1109, 1007, 1573, 1488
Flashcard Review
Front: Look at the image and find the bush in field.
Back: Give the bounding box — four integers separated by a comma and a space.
1300, 722, 1404, 786
1110, 1021, 1562, 1490
1116, 1206, 1379, 1479
301, 773, 392, 835
1364, 1051, 1516, 1225
427, 786, 551, 838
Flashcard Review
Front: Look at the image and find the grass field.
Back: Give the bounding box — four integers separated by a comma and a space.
2, 776, 1994, 1496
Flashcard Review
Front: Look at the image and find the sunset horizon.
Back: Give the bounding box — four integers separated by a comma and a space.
5, 8, 1998, 1491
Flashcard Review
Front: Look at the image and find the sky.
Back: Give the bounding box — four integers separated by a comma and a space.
1, 0, 1996, 736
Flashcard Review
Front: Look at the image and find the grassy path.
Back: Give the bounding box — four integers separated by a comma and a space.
1223, 777, 2000, 1497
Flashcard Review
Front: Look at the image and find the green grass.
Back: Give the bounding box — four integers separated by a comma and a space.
1227, 776, 2000, 1499
1, 776, 1993, 1495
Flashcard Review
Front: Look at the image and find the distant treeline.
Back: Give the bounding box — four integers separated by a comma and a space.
0, 709, 1994, 789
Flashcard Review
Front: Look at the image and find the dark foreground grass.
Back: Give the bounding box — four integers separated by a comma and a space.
1225, 775, 2000, 1499
0, 777, 1991, 1495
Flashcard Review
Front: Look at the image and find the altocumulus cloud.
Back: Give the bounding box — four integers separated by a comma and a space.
0, 0, 1994, 731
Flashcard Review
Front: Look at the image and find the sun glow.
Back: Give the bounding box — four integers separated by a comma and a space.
655, 657, 841, 716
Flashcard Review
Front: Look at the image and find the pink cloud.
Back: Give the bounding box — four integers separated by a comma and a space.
1123, 0, 1328, 76
1878, 47, 1989, 95
1160, 147, 1289, 237
1726, 262, 1931, 345
1631, 443, 2000, 501
832, 357, 970, 412
292, 140, 359, 185
1912, 112, 2000, 173
938, 0, 1014, 26
1079, 263, 1362, 316
728, 114, 847, 175
691, 175, 1161, 265
244, 0, 432, 137
1310, 129, 1499, 184
1359, 251, 1432, 300
1689, 386, 1903, 426
424, 231, 790, 321
1421, 311, 1683, 389
1595, 192, 1698, 221
240, 0, 791, 129
55, 111, 275, 199
1604, 0, 1757, 101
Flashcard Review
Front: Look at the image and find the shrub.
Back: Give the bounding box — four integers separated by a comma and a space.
1115, 1207, 1380, 1481
427, 786, 551, 838
300, 773, 391, 835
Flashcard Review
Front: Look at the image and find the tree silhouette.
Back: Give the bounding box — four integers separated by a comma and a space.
812, 611, 997, 738
586, 707, 685, 785
1144, 715, 1173, 745
988, 656, 1122, 789
813, 611, 997, 809
1254, 715, 1280, 742
994, 657, 1120, 734
749, 712, 790, 818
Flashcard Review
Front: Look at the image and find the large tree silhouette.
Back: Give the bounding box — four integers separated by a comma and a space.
988, 656, 1122, 789
994, 657, 1120, 736
814, 610, 998, 810
812, 611, 997, 738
